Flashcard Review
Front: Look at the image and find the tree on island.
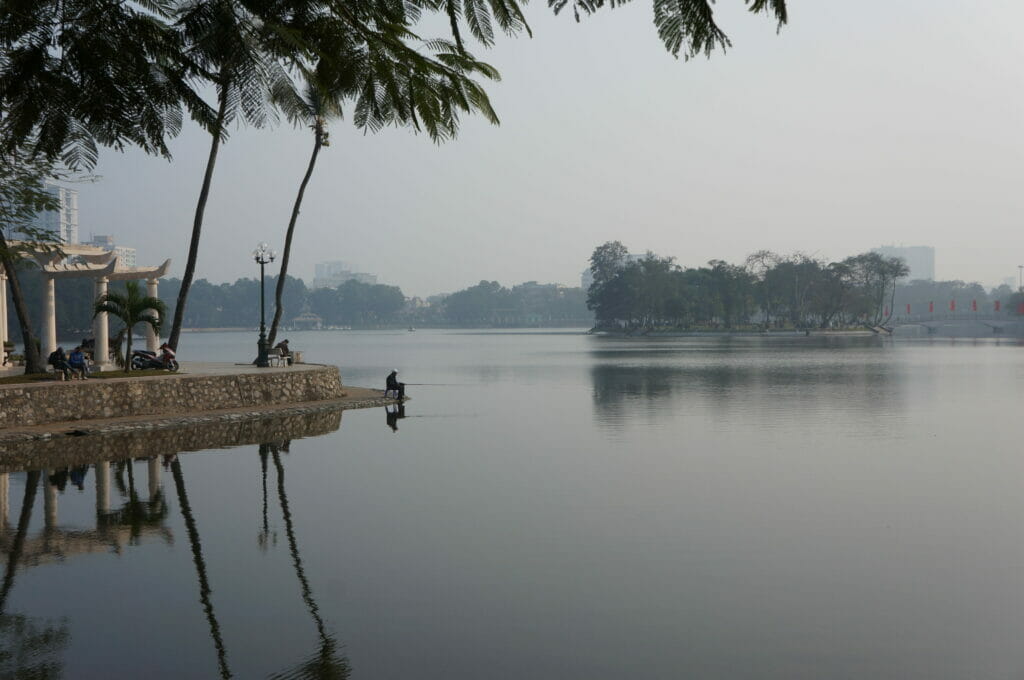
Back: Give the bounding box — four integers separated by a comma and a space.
585, 241, 918, 331
93, 281, 167, 372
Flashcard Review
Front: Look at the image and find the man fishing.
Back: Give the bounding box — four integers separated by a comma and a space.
385, 369, 405, 400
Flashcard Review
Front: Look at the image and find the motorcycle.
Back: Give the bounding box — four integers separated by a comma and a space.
131, 346, 179, 372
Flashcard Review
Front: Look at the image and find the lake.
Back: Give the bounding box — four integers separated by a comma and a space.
2, 330, 1023, 679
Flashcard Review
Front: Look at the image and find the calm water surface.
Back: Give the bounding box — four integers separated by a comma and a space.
2, 330, 1023, 679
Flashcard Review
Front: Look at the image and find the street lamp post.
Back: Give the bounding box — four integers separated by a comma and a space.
253, 242, 276, 368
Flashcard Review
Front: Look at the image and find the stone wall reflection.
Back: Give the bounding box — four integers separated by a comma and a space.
0, 408, 344, 473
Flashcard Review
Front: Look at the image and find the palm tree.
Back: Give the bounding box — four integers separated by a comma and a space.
165, 0, 291, 351
267, 72, 341, 347
93, 281, 166, 373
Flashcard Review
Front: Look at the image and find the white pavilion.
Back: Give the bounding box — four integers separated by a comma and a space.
0, 242, 170, 369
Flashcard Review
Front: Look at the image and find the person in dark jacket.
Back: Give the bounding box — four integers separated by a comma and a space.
48, 347, 72, 381
385, 369, 404, 399
273, 339, 292, 365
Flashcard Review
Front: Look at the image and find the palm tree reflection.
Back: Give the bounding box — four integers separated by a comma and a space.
266, 442, 350, 680
170, 458, 233, 679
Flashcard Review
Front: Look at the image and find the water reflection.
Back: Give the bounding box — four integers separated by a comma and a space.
385, 403, 406, 432
0, 471, 68, 678
267, 442, 350, 679
0, 409, 348, 679
589, 345, 903, 426
171, 455, 232, 678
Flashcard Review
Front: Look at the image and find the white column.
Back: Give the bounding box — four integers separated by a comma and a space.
147, 457, 160, 502
94, 277, 109, 369
146, 278, 159, 352
43, 275, 57, 358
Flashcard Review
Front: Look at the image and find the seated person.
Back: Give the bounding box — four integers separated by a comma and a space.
67, 346, 88, 379
385, 369, 404, 399
273, 339, 292, 365
47, 346, 72, 381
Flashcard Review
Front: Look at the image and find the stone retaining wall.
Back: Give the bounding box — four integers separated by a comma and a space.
0, 365, 345, 429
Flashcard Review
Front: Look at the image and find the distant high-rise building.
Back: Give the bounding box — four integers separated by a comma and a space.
313, 260, 378, 288
873, 245, 935, 281
3, 183, 79, 243
85, 234, 137, 268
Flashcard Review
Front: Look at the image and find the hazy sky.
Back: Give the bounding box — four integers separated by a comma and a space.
80, 0, 1024, 296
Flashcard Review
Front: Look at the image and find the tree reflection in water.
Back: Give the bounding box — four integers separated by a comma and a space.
266, 442, 350, 680
0, 428, 349, 678
0, 471, 70, 678
171, 457, 233, 679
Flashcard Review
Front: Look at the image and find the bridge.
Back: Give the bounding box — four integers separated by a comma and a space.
889, 313, 1024, 337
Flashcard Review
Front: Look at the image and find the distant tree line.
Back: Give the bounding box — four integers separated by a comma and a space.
587, 241, 1024, 331
6, 269, 590, 337
415, 281, 591, 327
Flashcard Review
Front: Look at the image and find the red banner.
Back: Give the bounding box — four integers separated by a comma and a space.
884, 306, 889, 317
995, 300, 1001, 312
950, 300, 956, 312
971, 299, 977, 312
1018, 302, 1024, 315
906, 303, 911, 314
929, 301, 934, 313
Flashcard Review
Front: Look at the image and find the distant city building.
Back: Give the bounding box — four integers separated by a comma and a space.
3, 183, 79, 243
873, 245, 935, 281
84, 234, 137, 268
313, 260, 378, 288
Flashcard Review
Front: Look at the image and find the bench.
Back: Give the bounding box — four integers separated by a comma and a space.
268, 347, 290, 367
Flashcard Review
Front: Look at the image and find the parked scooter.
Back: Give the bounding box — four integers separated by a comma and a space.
131, 343, 179, 372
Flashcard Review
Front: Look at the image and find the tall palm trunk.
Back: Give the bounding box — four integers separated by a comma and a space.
0, 470, 40, 614
125, 322, 133, 372
168, 83, 230, 352
268, 123, 323, 346
0, 233, 44, 374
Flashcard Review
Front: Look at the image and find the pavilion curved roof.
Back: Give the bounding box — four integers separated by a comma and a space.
8, 241, 172, 280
